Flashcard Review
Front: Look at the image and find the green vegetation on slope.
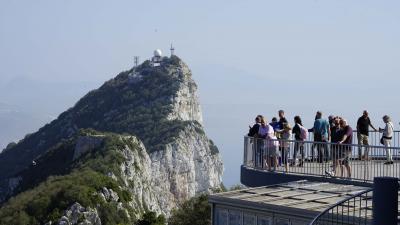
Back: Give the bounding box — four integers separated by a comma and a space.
135, 211, 166, 225
167, 185, 243, 225
168, 194, 211, 225
0, 169, 131, 225
0, 131, 140, 225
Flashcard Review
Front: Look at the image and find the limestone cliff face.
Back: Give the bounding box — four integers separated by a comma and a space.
0, 55, 223, 224
117, 127, 222, 217
149, 123, 222, 216
165, 60, 203, 125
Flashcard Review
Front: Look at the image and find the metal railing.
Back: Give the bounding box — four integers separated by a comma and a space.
243, 136, 400, 182
309, 189, 373, 225
309, 131, 400, 155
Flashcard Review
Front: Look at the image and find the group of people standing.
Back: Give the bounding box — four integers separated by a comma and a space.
247, 110, 396, 177
248, 110, 291, 172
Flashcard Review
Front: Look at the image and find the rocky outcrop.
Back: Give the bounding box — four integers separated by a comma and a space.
116, 126, 223, 217
149, 123, 222, 214
118, 136, 158, 217
51, 202, 101, 225
165, 61, 203, 125
73, 136, 104, 160
0, 176, 22, 202
98, 187, 119, 202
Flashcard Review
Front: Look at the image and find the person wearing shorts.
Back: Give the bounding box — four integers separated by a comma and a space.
338, 119, 353, 178
326, 117, 341, 177
259, 117, 280, 171
356, 110, 377, 160
267, 144, 280, 171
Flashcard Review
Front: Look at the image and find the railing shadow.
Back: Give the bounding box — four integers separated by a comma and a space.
309, 189, 373, 225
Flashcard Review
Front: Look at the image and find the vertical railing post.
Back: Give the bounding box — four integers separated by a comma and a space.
243, 136, 247, 166
372, 177, 399, 225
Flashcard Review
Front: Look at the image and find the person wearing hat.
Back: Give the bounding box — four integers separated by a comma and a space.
379, 115, 394, 164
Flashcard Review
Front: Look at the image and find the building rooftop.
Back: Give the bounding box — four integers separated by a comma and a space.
210, 180, 371, 219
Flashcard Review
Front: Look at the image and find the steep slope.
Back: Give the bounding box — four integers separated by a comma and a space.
0, 55, 223, 224
0, 56, 202, 180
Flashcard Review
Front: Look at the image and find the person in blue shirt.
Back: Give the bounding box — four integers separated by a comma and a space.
313, 111, 331, 163
270, 117, 281, 131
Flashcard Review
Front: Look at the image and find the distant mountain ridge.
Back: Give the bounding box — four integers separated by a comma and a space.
0, 55, 223, 224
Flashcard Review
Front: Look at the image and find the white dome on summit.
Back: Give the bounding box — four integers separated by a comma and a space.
154, 49, 162, 57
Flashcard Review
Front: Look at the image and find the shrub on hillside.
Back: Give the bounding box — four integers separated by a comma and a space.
168, 194, 210, 225
135, 211, 166, 225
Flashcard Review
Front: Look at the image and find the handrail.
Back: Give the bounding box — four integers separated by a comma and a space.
245, 136, 400, 150
243, 136, 400, 182
309, 188, 373, 225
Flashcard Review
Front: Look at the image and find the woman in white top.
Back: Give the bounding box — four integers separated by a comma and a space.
379, 115, 394, 164
258, 117, 279, 171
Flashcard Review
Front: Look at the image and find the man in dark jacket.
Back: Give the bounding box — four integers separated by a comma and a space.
248, 115, 262, 137
248, 115, 262, 167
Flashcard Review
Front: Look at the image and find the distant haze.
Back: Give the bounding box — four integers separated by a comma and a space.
1, 1, 399, 187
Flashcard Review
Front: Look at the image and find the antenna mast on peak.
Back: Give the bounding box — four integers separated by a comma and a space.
170, 43, 175, 56
134, 56, 139, 67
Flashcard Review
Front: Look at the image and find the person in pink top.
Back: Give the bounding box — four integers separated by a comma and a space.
258, 117, 280, 171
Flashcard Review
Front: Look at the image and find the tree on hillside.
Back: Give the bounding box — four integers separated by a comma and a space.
168, 194, 210, 225
135, 211, 166, 225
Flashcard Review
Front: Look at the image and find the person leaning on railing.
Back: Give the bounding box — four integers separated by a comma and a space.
248, 115, 263, 168
248, 115, 262, 137
356, 110, 378, 160
379, 115, 394, 165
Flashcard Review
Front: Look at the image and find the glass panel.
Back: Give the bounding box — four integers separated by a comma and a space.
228, 210, 242, 225
275, 217, 290, 225
217, 209, 228, 225
257, 216, 273, 225
290, 220, 307, 225
243, 213, 256, 225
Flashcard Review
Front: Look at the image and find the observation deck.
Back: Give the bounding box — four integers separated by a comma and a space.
209, 131, 400, 225
241, 131, 400, 187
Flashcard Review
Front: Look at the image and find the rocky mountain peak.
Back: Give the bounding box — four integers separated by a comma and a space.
128, 55, 203, 124
0, 54, 223, 224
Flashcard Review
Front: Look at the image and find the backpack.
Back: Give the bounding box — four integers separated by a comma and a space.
299, 125, 308, 140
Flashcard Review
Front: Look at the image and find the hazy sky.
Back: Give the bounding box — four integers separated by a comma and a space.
1, 0, 400, 186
